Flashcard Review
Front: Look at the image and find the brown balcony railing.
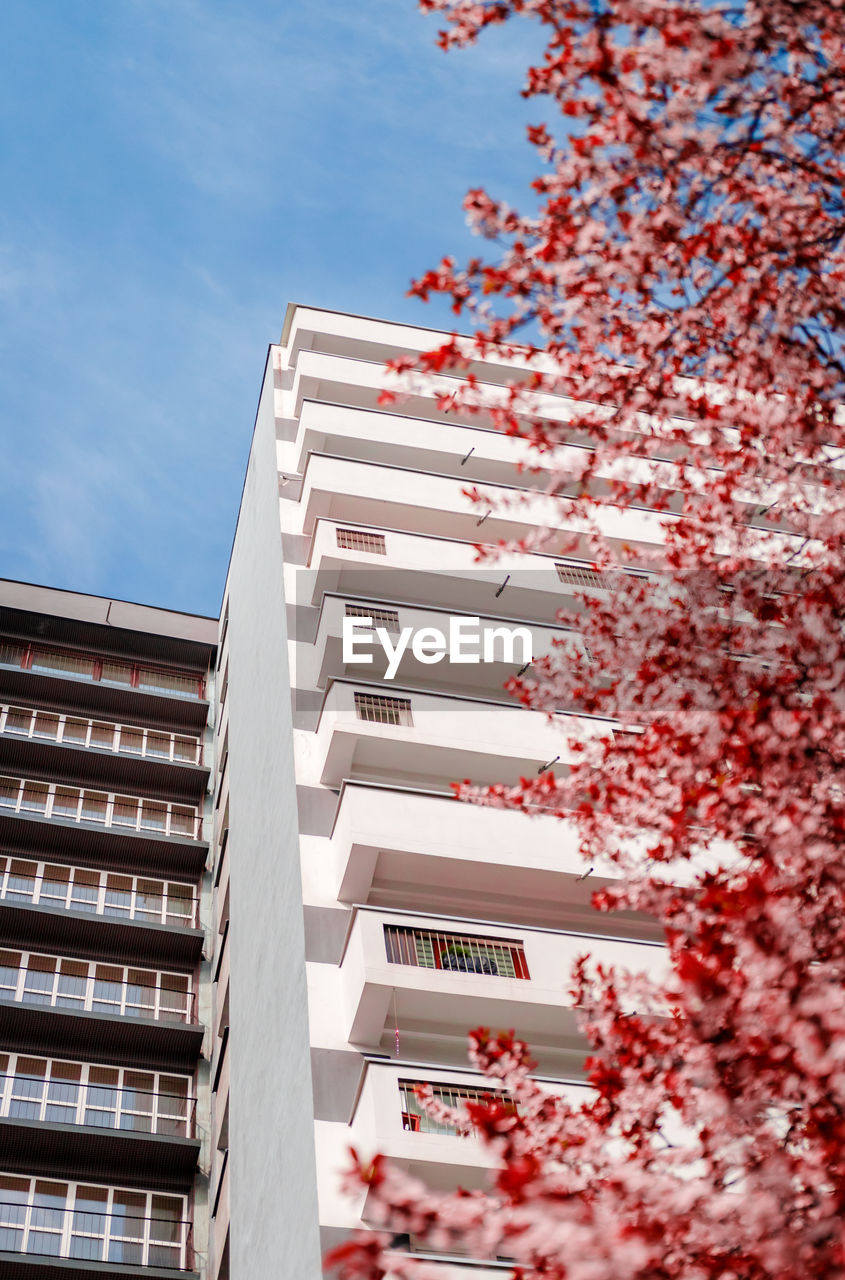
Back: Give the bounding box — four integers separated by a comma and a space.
0, 952, 195, 1024
0, 1184, 192, 1269
0, 640, 206, 701
0, 857, 198, 928
384, 924, 530, 979
399, 1079, 513, 1137
0, 776, 201, 840
0, 704, 203, 765
0, 1071, 196, 1138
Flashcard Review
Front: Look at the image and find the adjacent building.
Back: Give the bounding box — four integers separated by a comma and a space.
0, 583, 217, 1279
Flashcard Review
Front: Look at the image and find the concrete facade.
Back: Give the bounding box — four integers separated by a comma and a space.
213, 305, 666, 1278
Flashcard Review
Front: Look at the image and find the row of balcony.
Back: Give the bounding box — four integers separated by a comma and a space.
0, 856, 198, 929
0, 1176, 192, 1272
353, 1059, 587, 1170
297, 593, 586, 703
313, 678, 609, 791
304, 517, 613, 626
0, 703, 203, 766
0, 641, 206, 702
0, 775, 201, 841
0, 1061, 195, 1139
298, 453, 668, 560
0, 951, 194, 1024
339, 907, 666, 1069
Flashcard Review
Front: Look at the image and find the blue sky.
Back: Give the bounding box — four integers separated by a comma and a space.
0, 0, 540, 617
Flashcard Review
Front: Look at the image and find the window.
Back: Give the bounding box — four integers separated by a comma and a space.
89, 722, 116, 750
0, 1176, 189, 1267
3, 708, 31, 735
0, 642, 24, 667
0, 950, 192, 1023
336, 528, 386, 555
0, 859, 195, 926
30, 650, 94, 678
354, 692, 413, 726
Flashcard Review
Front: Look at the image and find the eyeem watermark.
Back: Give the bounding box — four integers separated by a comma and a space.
342, 615, 533, 681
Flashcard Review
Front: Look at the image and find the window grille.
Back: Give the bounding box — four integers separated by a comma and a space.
344, 605, 400, 634
354, 693, 413, 727
556, 562, 653, 590
336, 528, 386, 555
555, 561, 604, 589
399, 1080, 513, 1136
384, 924, 529, 979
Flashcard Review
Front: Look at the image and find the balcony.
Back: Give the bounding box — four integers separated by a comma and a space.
289, 398, 546, 493
0, 705, 206, 804
0, 776, 207, 881
327, 782, 660, 939
339, 908, 667, 1073
0, 858, 202, 969
349, 1059, 590, 1190
0, 641, 208, 736
0, 952, 201, 1072
302, 594, 581, 702
314, 680, 608, 790
303, 518, 620, 628
0, 706, 202, 767
0, 1175, 194, 1279
0, 778, 200, 841
298, 454, 667, 555
0, 1058, 198, 1190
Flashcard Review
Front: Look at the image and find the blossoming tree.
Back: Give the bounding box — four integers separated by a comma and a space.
328, 0, 845, 1275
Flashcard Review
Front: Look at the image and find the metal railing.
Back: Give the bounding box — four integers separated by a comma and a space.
0, 639, 206, 701
0, 1072, 196, 1138
399, 1080, 513, 1137
344, 604, 401, 635
0, 776, 201, 840
0, 859, 198, 928
0, 958, 195, 1024
0, 1202, 192, 1269
336, 528, 386, 555
0, 704, 202, 765
384, 924, 530, 979
354, 692, 413, 726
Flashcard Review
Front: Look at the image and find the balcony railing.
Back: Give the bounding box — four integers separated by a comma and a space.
0, 640, 206, 701
0, 857, 198, 928
0, 952, 195, 1024
399, 1080, 512, 1137
0, 704, 203, 765
0, 1186, 191, 1270
0, 776, 201, 840
384, 924, 530, 979
0, 1071, 196, 1138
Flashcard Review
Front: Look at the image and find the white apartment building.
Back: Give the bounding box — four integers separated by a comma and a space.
215, 304, 668, 1279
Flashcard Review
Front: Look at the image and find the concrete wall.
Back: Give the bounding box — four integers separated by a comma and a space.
227, 356, 322, 1279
